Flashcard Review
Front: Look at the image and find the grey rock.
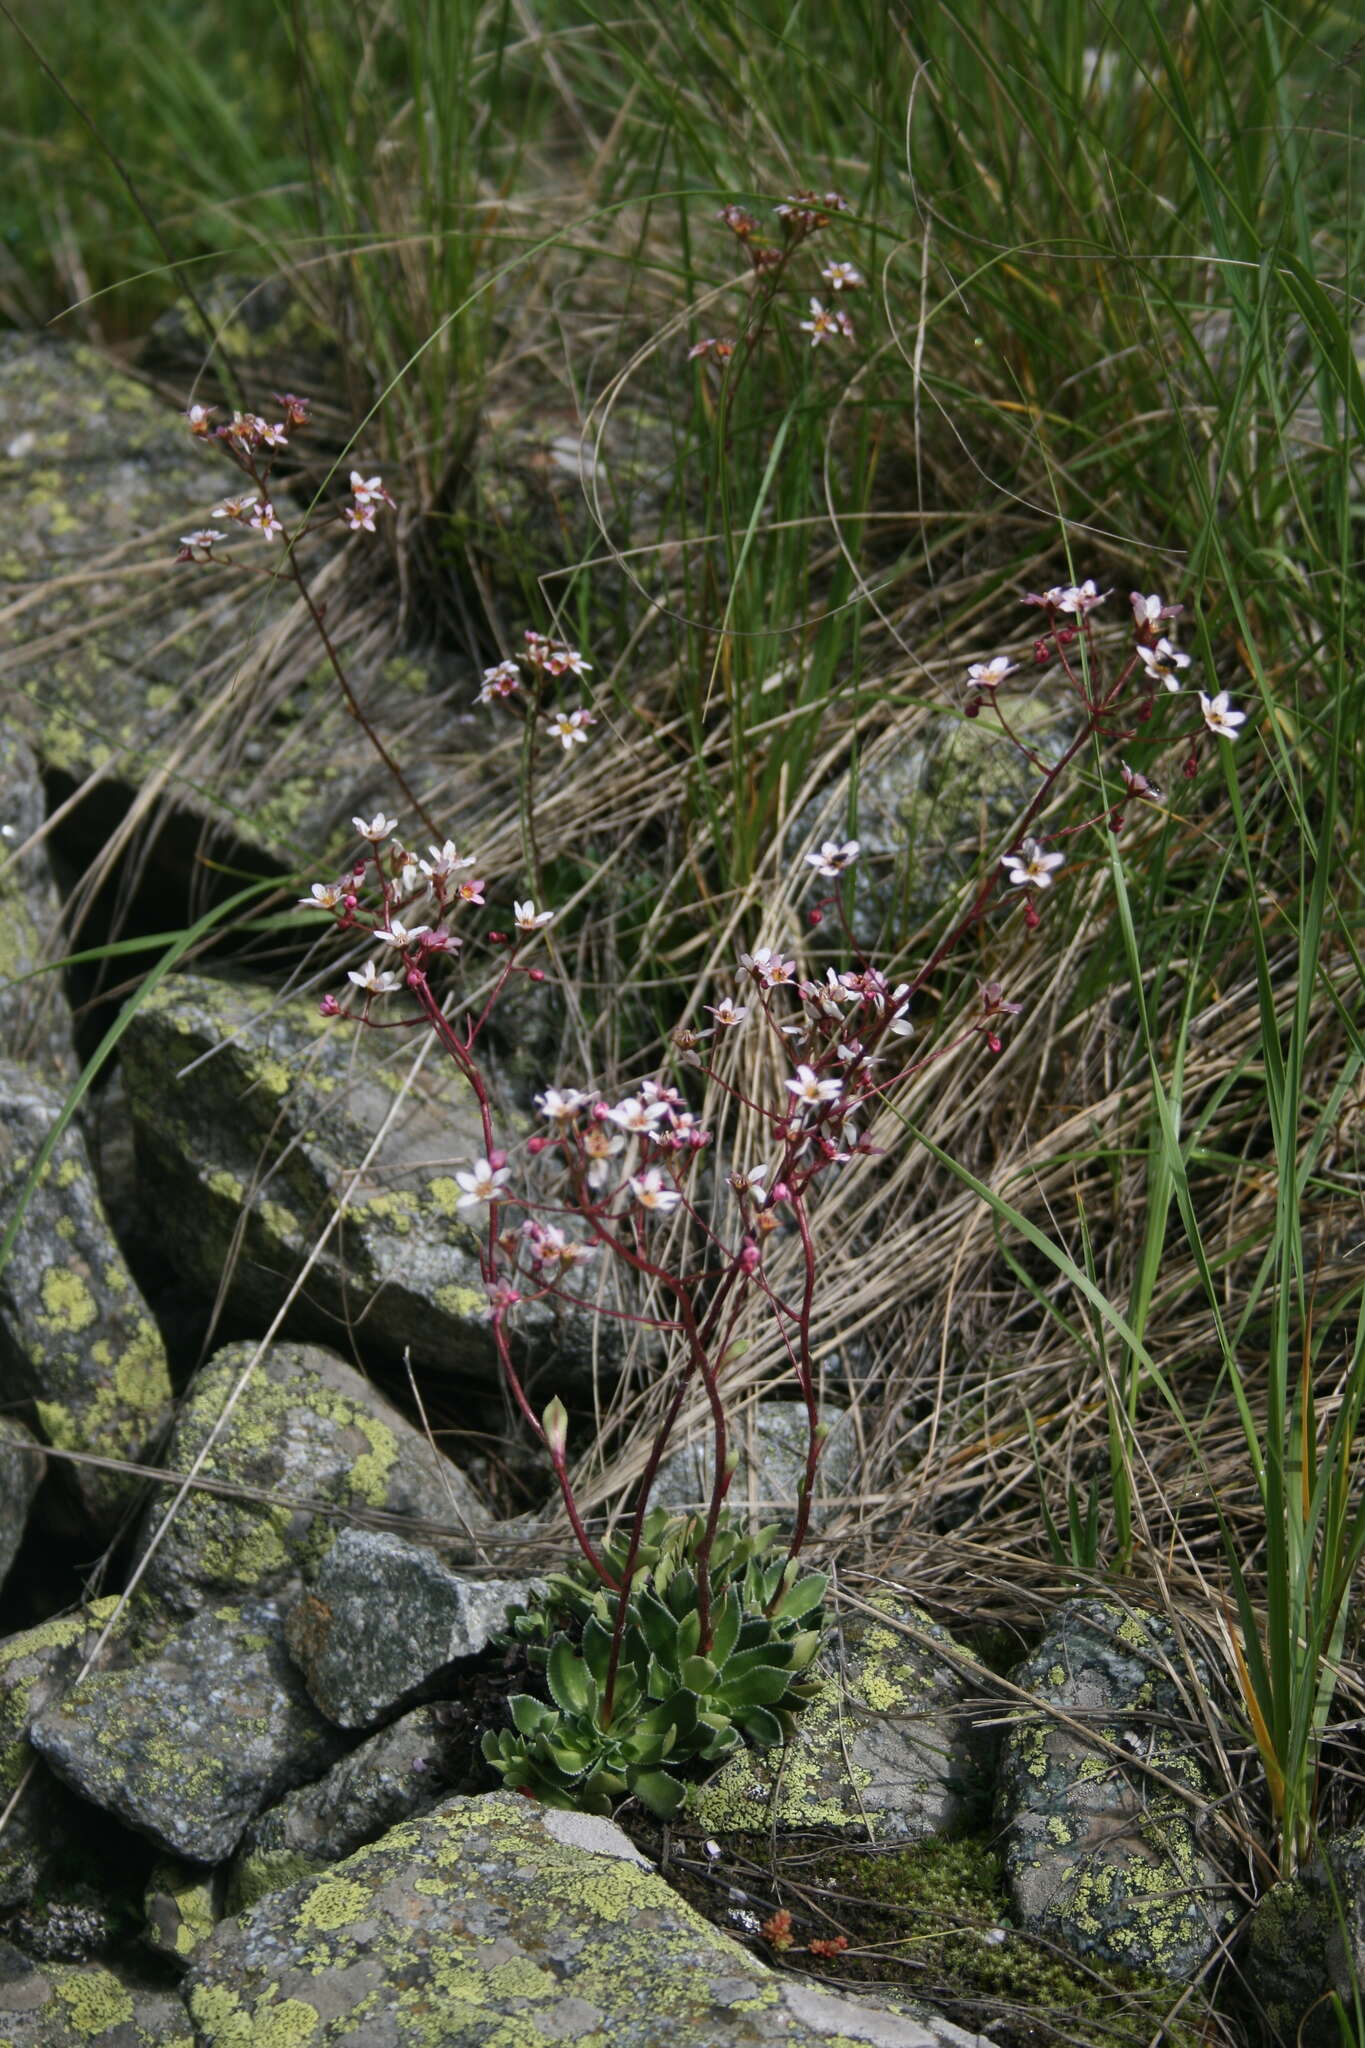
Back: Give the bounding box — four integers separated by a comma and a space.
119, 970, 588, 1388
0, 1944, 190, 2045
994, 1596, 1236, 1980
141, 1860, 224, 1973
0, 1418, 42, 1595
1243, 1822, 1365, 2047
182, 1788, 990, 2046
132, 1338, 486, 1614
286, 1528, 541, 1728
0, 734, 76, 1084
650, 1400, 862, 1526
0, 335, 468, 878
691, 1592, 985, 1844
30, 1597, 347, 1863
228, 1704, 457, 1912
0, 1058, 172, 1532
0, 1600, 126, 1909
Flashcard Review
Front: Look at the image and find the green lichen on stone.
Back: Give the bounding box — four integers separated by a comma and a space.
228, 1847, 326, 1916
38, 1268, 97, 1333
52, 1967, 133, 2035
426, 1176, 462, 1218
294, 1876, 371, 1932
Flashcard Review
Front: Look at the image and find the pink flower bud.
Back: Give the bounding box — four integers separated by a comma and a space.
1025, 901, 1041, 930
769, 1181, 791, 1205
488, 1149, 508, 1171
527, 1135, 547, 1154
343, 894, 358, 911
739, 1241, 761, 1274
528, 967, 545, 982
807, 907, 823, 926
987, 1032, 1002, 1053
1183, 751, 1199, 780
319, 993, 341, 1017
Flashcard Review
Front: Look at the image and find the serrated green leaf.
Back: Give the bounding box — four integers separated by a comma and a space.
720, 1662, 793, 1707
510, 1694, 556, 1737
675, 1608, 701, 1662
785, 1629, 822, 1674
667, 1568, 698, 1618
776, 1573, 827, 1622
581, 1615, 614, 1687
546, 1639, 596, 1717
740, 1705, 785, 1748
628, 1766, 686, 1819
679, 1653, 717, 1691
709, 1588, 742, 1666
635, 1588, 680, 1659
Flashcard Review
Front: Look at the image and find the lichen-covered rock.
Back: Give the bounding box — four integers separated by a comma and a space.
994, 1597, 1236, 1980
119, 970, 586, 1388
0, 335, 466, 876
0, 1600, 126, 1908
0, 1059, 172, 1531
228, 1704, 458, 1914
0, 735, 76, 1084
141, 1861, 224, 1972
1242, 1822, 1365, 2047
132, 1339, 485, 1614
691, 1593, 984, 1844
182, 1789, 989, 2046
651, 1401, 861, 1525
29, 1597, 347, 1864
285, 1529, 541, 1729
0, 1419, 42, 1596
0, 1944, 190, 2046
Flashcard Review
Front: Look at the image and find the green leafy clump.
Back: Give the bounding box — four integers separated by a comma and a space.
482, 1509, 825, 1819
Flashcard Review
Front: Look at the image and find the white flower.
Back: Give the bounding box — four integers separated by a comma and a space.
179, 529, 226, 559
248, 500, 284, 540
1130, 591, 1174, 627
629, 1167, 682, 1214
728, 1163, 769, 1197
454, 1158, 510, 1210
184, 403, 217, 435
347, 960, 401, 996
350, 471, 386, 503
804, 838, 860, 878
582, 1124, 624, 1189
1120, 761, 1164, 803
799, 297, 854, 346
545, 706, 595, 749
535, 1086, 589, 1123
1001, 838, 1066, 889
513, 900, 553, 933
257, 421, 289, 448
478, 660, 522, 705
1137, 638, 1191, 689
739, 947, 798, 987
211, 495, 253, 522
605, 1095, 669, 1133
379, 917, 431, 950
1199, 691, 1247, 740
344, 502, 377, 533
820, 261, 864, 291
704, 997, 749, 1029
1055, 579, 1107, 615
299, 882, 345, 911
543, 644, 592, 679
785, 1064, 844, 1108
967, 656, 1016, 691
354, 813, 397, 843
421, 840, 477, 877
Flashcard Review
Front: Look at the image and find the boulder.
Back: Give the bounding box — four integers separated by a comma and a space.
131, 1339, 485, 1614
0, 1944, 191, 2046
141, 1861, 224, 1973
1242, 1822, 1365, 2047
227, 1704, 458, 1913
650, 1400, 861, 1525
0, 733, 76, 1084
119, 970, 587, 1389
0, 334, 469, 880
691, 1592, 985, 1844
0, 1418, 43, 1596
994, 1597, 1237, 1980
0, 1600, 126, 1909
0, 1058, 171, 1531
29, 1596, 347, 1864
182, 1789, 991, 2046
285, 1528, 541, 1729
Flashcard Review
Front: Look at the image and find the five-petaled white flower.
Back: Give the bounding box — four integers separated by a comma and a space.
1199, 691, 1247, 740
821, 261, 864, 291
421, 840, 477, 877
967, 656, 1016, 691
478, 661, 522, 705
299, 882, 345, 911
739, 947, 798, 987
350, 472, 386, 504
1001, 838, 1066, 889
1120, 761, 1164, 803
1130, 591, 1182, 628
257, 422, 289, 449
804, 838, 860, 878
799, 297, 854, 346
179, 529, 226, 560
211, 495, 253, 522
353, 813, 396, 842
1138, 638, 1191, 689
1055, 580, 1107, 615
454, 1158, 510, 1210
605, 1095, 669, 1133
380, 917, 431, 950
629, 1167, 682, 1214
248, 500, 284, 540
184, 403, 217, 435
344, 503, 377, 533
545, 706, 595, 749
785, 1064, 844, 1108
347, 960, 401, 996
514, 900, 554, 933
535, 1086, 589, 1123
705, 997, 749, 1028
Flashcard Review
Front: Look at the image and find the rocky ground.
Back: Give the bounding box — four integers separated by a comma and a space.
0, 334, 1355, 2047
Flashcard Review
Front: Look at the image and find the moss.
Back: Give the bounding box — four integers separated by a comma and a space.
228, 1847, 326, 1916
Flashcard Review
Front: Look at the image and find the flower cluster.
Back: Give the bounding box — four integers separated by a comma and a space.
476, 630, 597, 752
693, 185, 863, 364
175, 392, 394, 563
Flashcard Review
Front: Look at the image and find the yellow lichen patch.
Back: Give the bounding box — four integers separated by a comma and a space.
207, 1169, 246, 1204
53, 1967, 134, 2035
294, 1875, 371, 1931
427, 1176, 464, 1218
39, 1268, 98, 1333
434, 1282, 486, 1319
